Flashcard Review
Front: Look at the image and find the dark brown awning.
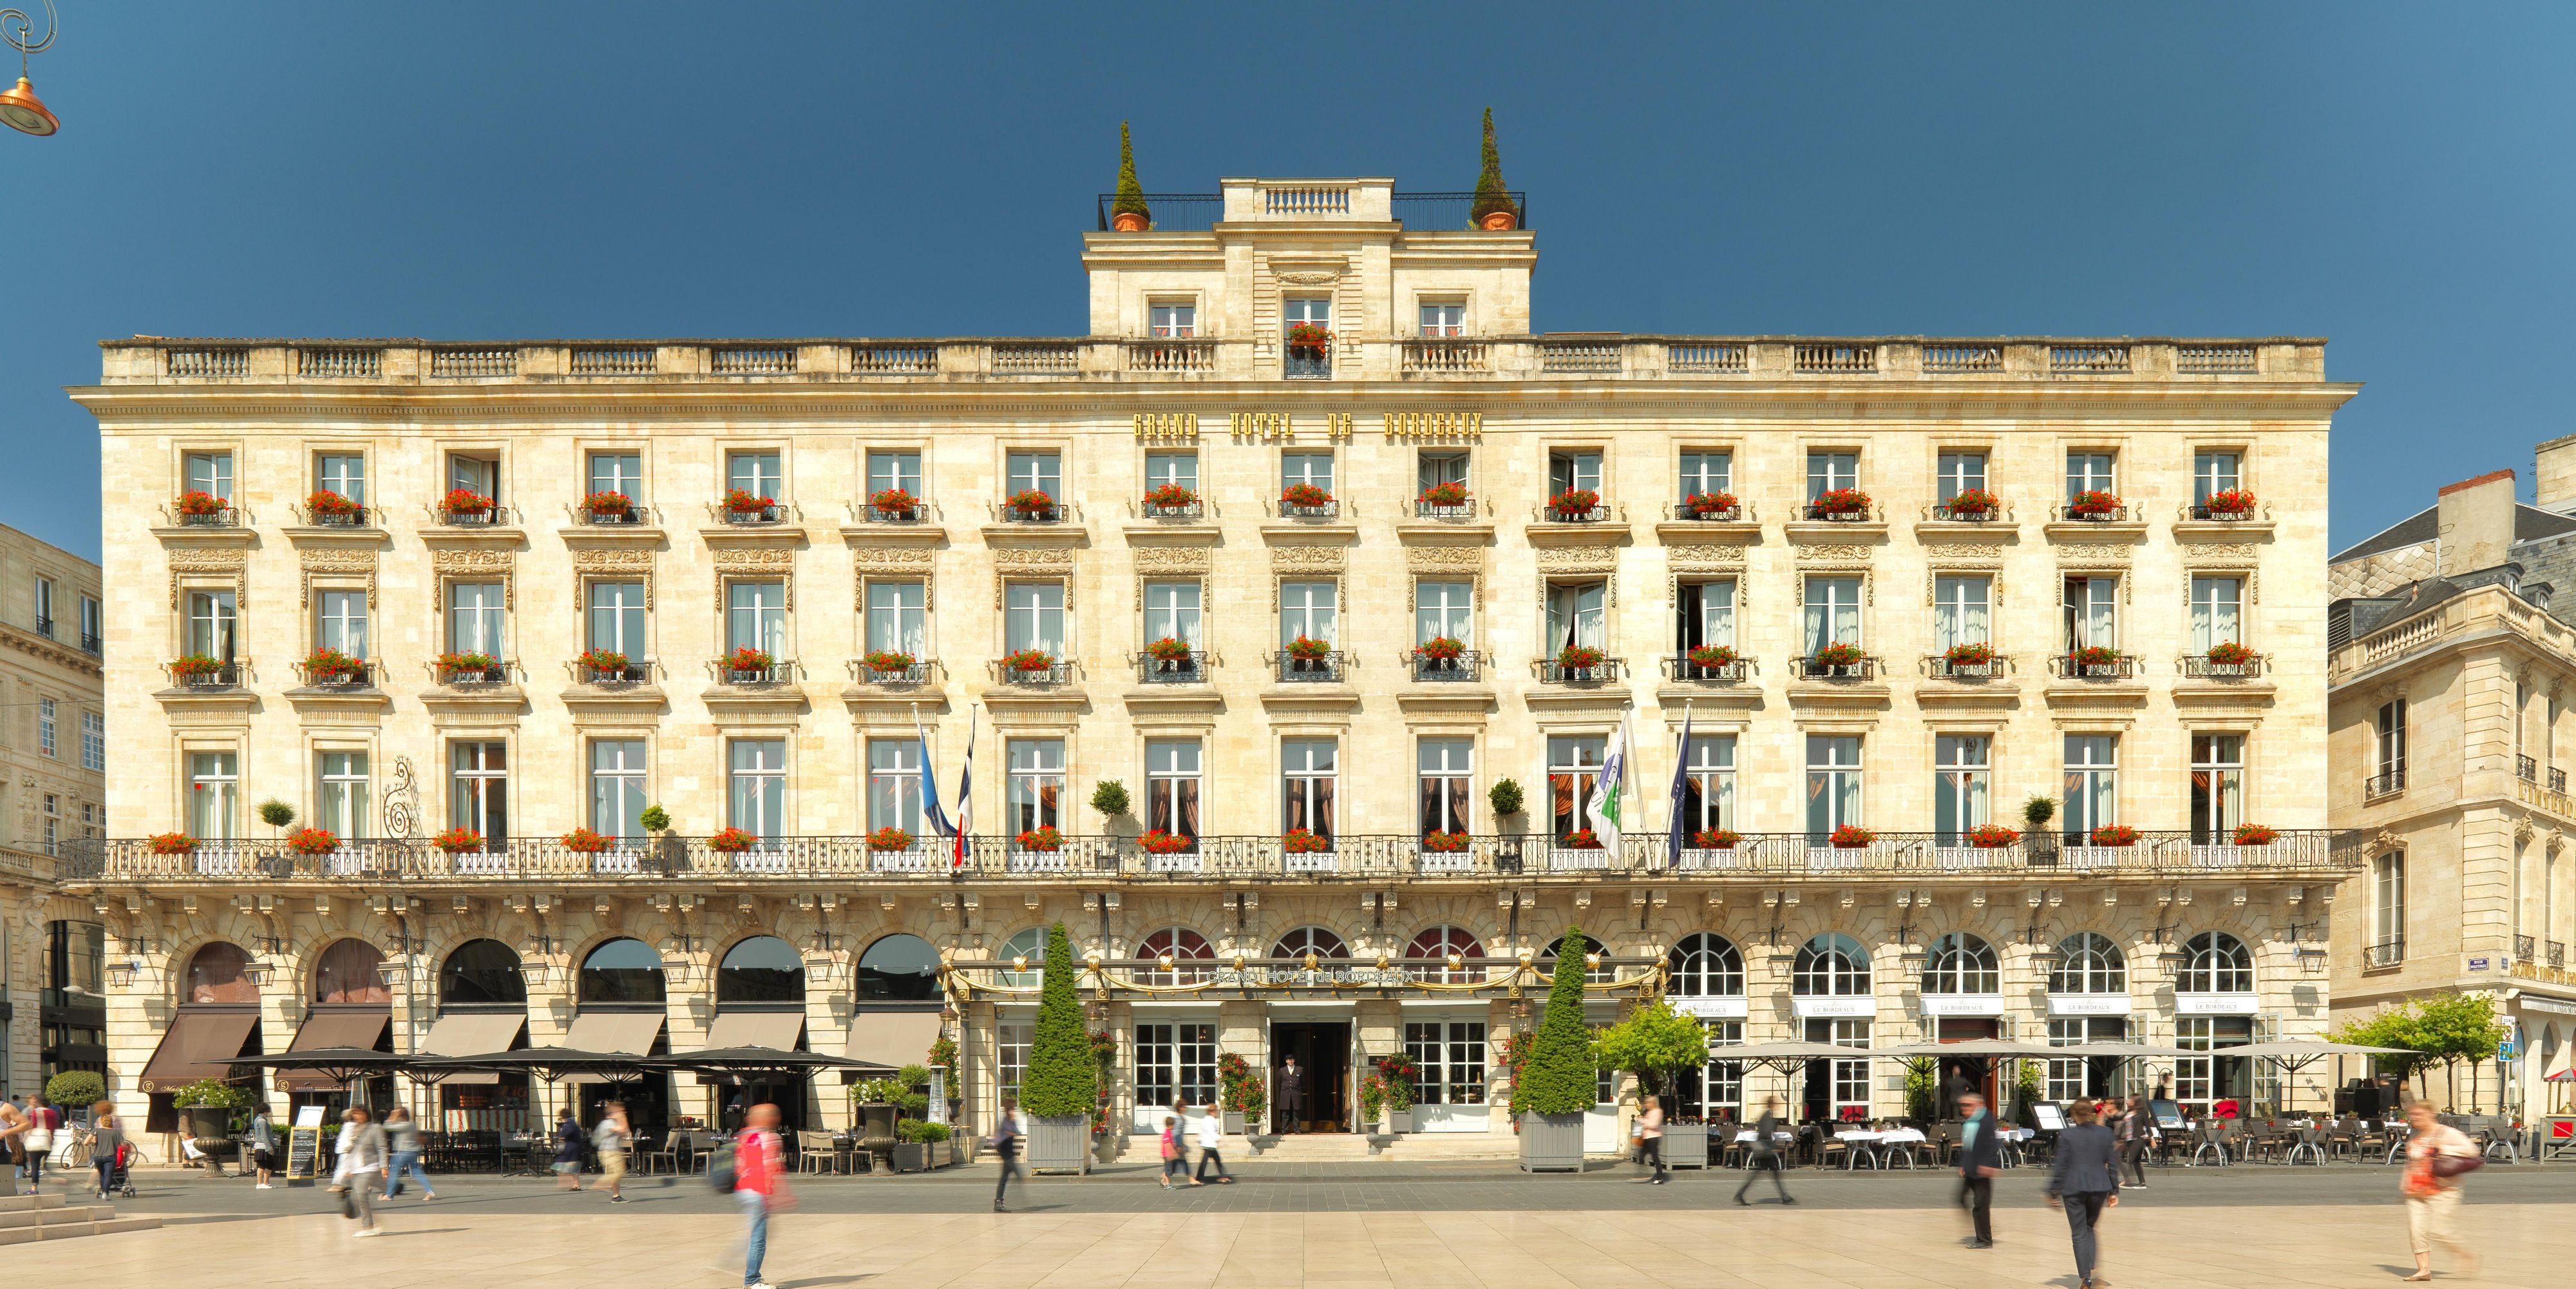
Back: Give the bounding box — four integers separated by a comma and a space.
137, 1006, 260, 1094
278, 1008, 390, 1091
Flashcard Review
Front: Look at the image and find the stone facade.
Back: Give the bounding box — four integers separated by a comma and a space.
70, 175, 2353, 1147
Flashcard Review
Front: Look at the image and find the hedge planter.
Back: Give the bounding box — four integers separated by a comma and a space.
1027, 1114, 1093, 1174
892, 1141, 928, 1173
1663, 1125, 1710, 1169
1222, 1110, 1245, 1135
1519, 1111, 1586, 1172
1388, 1109, 1412, 1134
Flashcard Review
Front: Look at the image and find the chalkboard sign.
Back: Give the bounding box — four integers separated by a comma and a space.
286, 1105, 325, 1180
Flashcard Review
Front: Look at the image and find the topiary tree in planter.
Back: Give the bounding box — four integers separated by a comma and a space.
1469, 108, 1519, 229
44, 1069, 104, 1110
1021, 922, 1095, 1172
173, 1077, 256, 1165
1518, 924, 1596, 1170
1110, 121, 1151, 230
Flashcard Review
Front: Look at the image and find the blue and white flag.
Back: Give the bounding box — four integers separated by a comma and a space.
912, 704, 954, 842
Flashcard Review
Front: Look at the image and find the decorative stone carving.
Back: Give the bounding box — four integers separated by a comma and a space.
572, 547, 655, 608
1534, 548, 1613, 573
1925, 544, 2008, 565
1274, 271, 1341, 285
1405, 546, 1482, 573
1793, 545, 1875, 564
2054, 543, 2134, 566
848, 546, 933, 573
1665, 544, 1748, 569
167, 548, 247, 609
2182, 543, 2260, 565
712, 546, 795, 573
298, 546, 379, 609
1271, 545, 1345, 573
1132, 546, 1211, 574
993, 548, 1075, 575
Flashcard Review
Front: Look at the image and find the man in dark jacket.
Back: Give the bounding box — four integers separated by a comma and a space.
2046, 1100, 2123, 1289
1731, 1095, 1794, 1205
1275, 1056, 1304, 1133
1956, 1091, 2003, 1248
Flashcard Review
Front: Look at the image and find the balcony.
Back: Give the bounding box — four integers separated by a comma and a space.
1926, 654, 2007, 680
1273, 651, 1346, 683
80, 631, 100, 654
294, 500, 372, 528
848, 658, 936, 687
2555, 769, 2570, 794
1926, 501, 2004, 524
1414, 497, 1479, 521
1664, 653, 1750, 683
2049, 653, 2138, 680
1668, 501, 1747, 523
2178, 653, 2266, 680
2519, 933, 2537, 962
162, 501, 238, 529
2050, 504, 2132, 524
1273, 496, 1340, 521
860, 499, 930, 525
576, 502, 648, 526
1283, 349, 1332, 379
2519, 755, 2539, 783
1798, 502, 1878, 523
1094, 189, 1528, 233
2363, 939, 2405, 969
993, 658, 1075, 687
1535, 654, 1623, 685
1792, 654, 1879, 682
33, 615, 52, 640
714, 658, 795, 686
292, 659, 379, 690
437, 502, 509, 528
2188, 502, 2264, 522
2364, 768, 2407, 800
576, 658, 652, 685
1541, 502, 1611, 524
165, 660, 243, 690
433, 659, 513, 687
1126, 339, 1216, 374
1136, 498, 1204, 522
2555, 940, 2570, 969
1134, 653, 1209, 685
1402, 339, 1491, 377
715, 501, 784, 526
997, 497, 1066, 524
1408, 650, 1485, 683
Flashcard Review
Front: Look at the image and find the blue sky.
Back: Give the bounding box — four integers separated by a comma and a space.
4, 1, 2569, 560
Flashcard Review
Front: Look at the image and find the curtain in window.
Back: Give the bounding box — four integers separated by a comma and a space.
867, 451, 922, 497
1548, 452, 1602, 495
2064, 577, 2116, 649
1419, 452, 1468, 492
865, 581, 926, 654
868, 740, 923, 833
1146, 740, 1200, 841
1802, 577, 1860, 653
726, 581, 788, 654
1933, 576, 1989, 651
1004, 583, 1065, 655
1546, 582, 1605, 649
2190, 577, 2241, 650
1144, 580, 1202, 647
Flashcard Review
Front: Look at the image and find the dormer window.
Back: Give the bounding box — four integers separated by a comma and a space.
1150, 303, 1196, 338
1419, 303, 1464, 337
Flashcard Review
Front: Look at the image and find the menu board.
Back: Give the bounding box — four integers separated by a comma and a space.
286, 1105, 325, 1179
2032, 1103, 2067, 1131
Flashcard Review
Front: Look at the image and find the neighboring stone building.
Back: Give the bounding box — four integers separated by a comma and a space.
2329, 460, 2576, 1118
0, 524, 107, 1103
69, 173, 2354, 1153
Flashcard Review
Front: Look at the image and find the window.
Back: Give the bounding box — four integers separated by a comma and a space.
1281, 450, 1333, 496
1405, 1020, 1487, 1105
867, 739, 923, 835
2190, 576, 2244, 651
1283, 296, 1331, 375
1803, 575, 1861, 653
1144, 450, 1197, 493
1936, 451, 1987, 502
1419, 450, 1469, 496
587, 452, 641, 502
1282, 738, 1338, 841
1548, 734, 1607, 841
1668, 933, 1745, 998
2049, 933, 2126, 995
726, 450, 782, 501
1803, 1017, 1875, 1119
1923, 932, 2000, 995
1546, 580, 1605, 651
997, 1021, 1032, 1100
2177, 931, 2253, 994
1676, 579, 1736, 653
1272, 926, 1348, 962
2047, 1017, 2130, 1102
32, 577, 51, 636
1933, 575, 1991, 651
79, 595, 100, 652
1279, 580, 1336, 646
2174, 1015, 2253, 1110
1149, 301, 1196, 338
450, 741, 506, 845
2194, 451, 2242, 506
1793, 933, 1871, 995
1005, 450, 1061, 501
2065, 451, 2116, 501
184, 451, 233, 501
1142, 580, 1201, 649
37, 697, 53, 757
1004, 582, 1065, 656
726, 580, 788, 654
2191, 734, 2244, 843
1416, 579, 1472, 647
317, 750, 369, 837
587, 740, 647, 840
187, 750, 239, 839
316, 452, 365, 504
1805, 450, 1858, 499
1678, 734, 1736, 835
1418, 738, 1472, 835
1134, 927, 1214, 987
1007, 738, 1063, 834
867, 449, 922, 499
80, 711, 103, 772
1934, 734, 1990, 841
1806, 736, 1862, 837
2064, 735, 2117, 838
995, 928, 1046, 989
587, 581, 647, 658
864, 581, 926, 656
2376, 700, 2408, 781
1547, 450, 1603, 502
1134, 1021, 1217, 1110
1678, 450, 1730, 501
2063, 575, 2117, 651
1417, 301, 1464, 338
40, 794, 55, 856
578, 938, 666, 1007
728, 739, 786, 838
2373, 850, 2406, 950
448, 582, 506, 656
317, 589, 368, 658
1144, 739, 1201, 843
1405, 926, 1486, 984
1673, 1018, 1746, 1121
448, 454, 498, 502
185, 589, 237, 659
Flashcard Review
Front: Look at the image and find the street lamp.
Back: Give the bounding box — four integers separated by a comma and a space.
0, 2, 59, 137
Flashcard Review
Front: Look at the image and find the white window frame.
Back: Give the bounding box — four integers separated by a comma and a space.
867, 738, 925, 835
2373, 849, 2405, 949
187, 750, 240, 840
1803, 575, 1862, 653
317, 750, 370, 838
1933, 575, 1991, 651
450, 741, 507, 845
1417, 301, 1464, 338
1005, 450, 1063, 501
1417, 738, 1473, 836
1004, 582, 1066, 657
864, 580, 927, 656
1934, 734, 1990, 841
1142, 580, 1202, 649
726, 450, 784, 501
2191, 733, 2245, 841
1678, 450, 1730, 501
1806, 735, 1863, 836
1936, 450, 1986, 502
448, 581, 507, 656
587, 452, 642, 502
1804, 450, 1858, 500
1281, 738, 1338, 842
2191, 575, 2244, 651
1150, 301, 1198, 339
316, 589, 369, 658
586, 580, 649, 659
2066, 451, 2116, 501
80, 710, 104, 772
2063, 575, 2118, 651
2064, 734, 2118, 837
725, 579, 788, 655
1680, 734, 1736, 834
588, 740, 648, 840
1144, 738, 1202, 845
1007, 738, 1065, 835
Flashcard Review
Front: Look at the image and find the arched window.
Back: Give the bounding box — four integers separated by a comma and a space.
439, 939, 526, 1007
1541, 933, 1613, 984
1922, 933, 1999, 996
312, 939, 389, 1004
1405, 925, 1484, 983
1135, 927, 1214, 986
185, 941, 256, 1004
995, 927, 1046, 989
1792, 933, 1870, 996
1269, 926, 1349, 960
1667, 933, 1745, 998
717, 935, 804, 1006
856, 933, 940, 1001
579, 937, 667, 1007
2178, 931, 2253, 994
2049, 933, 2126, 995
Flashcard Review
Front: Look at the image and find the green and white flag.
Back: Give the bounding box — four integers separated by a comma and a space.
1588, 711, 1634, 855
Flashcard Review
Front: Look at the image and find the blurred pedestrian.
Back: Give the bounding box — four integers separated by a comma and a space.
382, 1106, 435, 1200
23, 1093, 58, 1190
2047, 1100, 2122, 1289
1157, 1114, 1195, 1188
332, 1107, 387, 1237
1193, 1102, 1233, 1184
551, 1105, 583, 1191
2116, 1094, 2151, 1189
735, 1102, 793, 1289
988, 1096, 1025, 1212
594, 1100, 631, 1202
247, 1104, 278, 1189
1632, 1094, 1668, 1184
1957, 1091, 2002, 1249
1732, 1095, 1792, 1205
80, 1102, 122, 1201
2400, 1101, 2479, 1281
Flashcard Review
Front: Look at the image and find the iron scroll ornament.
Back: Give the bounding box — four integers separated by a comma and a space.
379, 756, 419, 839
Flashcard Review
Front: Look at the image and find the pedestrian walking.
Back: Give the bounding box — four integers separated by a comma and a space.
79, 1102, 122, 1201
247, 1104, 278, 1189
2115, 1094, 2151, 1189
23, 1093, 58, 1190
988, 1096, 1025, 1212
734, 1102, 793, 1289
1956, 1091, 2002, 1248
1193, 1102, 1233, 1184
2046, 1100, 2123, 1289
593, 1100, 631, 1202
332, 1107, 388, 1237
1157, 1115, 1197, 1188
2398, 1100, 2480, 1281
381, 1106, 435, 1200
0, 1094, 26, 1189
1631, 1094, 1668, 1184
1732, 1096, 1793, 1205
551, 1105, 584, 1191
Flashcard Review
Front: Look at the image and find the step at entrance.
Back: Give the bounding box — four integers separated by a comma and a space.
0, 1191, 163, 1245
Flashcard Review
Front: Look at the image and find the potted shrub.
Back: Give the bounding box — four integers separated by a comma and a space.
1548, 488, 1601, 520
1142, 483, 1198, 515
171, 1078, 254, 1169
441, 487, 495, 519
725, 646, 775, 681
1965, 823, 2020, 849
1016, 826, 1063, 852
1686, 644, 1739, 674
1282, 827, 1330, 854
1421, 830, 1469, 854
2067, 490, 2124, 519
2021, 796, 2060, 862
1829, 824, 1877, 849
2088, 824, 2141, 848
1682, 490, 1739, 519
1003, 647, 1056, 676
174, 490, 229, 522
1218, 1053, 1265, 1136
431, 827, 483, 855
1592, 998, 1715, 1167
1809, 487, 1872, 519
306, 489, 362, 523
1023, 924, 1095, 1172
1811, 641, 1865, 671
560, 827, 612, 854
2231, 823, 2280, 846
1110, 121, 1151, 232
708, 826, 757, 854
1419, 480, 1471, 510
896, 1118, 951, 1170
577, 647, 632, 681
2068, 644, 2123, 673
582, 491, 634, 520
2206, 641, 2258, 667
1137, 829, 1192, 855
1692, 828, 1741, 850
869, 826, 914, 853
1371, 1053, 1419, 1132
723, 488, 775, 520
870, 487, 920, 520
302, 647, 365, 685
1469, 108, 1519, 231
1006, 489, 1057, 520
169, 654, 227, 682
1146, 636, 1194, 670
1518, 924, 1595, 1170
1090, 779, 1132, 826
1285, 323, 1331, 359
863, 649, 918, 679
438, 651, 500, 683
1280, 482, 1333, 511
1557, 644, 1607, 674
2201, 489, 2258, 518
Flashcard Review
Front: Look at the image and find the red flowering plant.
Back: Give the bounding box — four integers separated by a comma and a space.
1286, 322, 1332, 355
431, 827, 484, 854
559, 827, 612, 854
576, 647, 631, 678
2067, 490, 2124, 518
722, 488, 775, 516
1687, 644, 1739, 670
1558, 828, 1604, 850
2206, 641, 2258, 666
1280, 482, 1334, 509
440, 488, 494, 515
1419, 481, 1471, 508
287, 827, 341, 855
1142, 483, 1198, 511
724, 646, 775, 674
1809, 488, 1872, 517
1942, 488, 2000, 517
1811, 641, 1865, 668
2088, 824, 2141, 848
1556, 644, 1607, 671
169, 654, 226, 679
1420, 830, 1470, 853
438, 651, 499, 680
305, 490, 361, 520
2200, 489, 2258, 517
707, 827, 758, 854
301, 647, 366, 682
1829, 825, 1877, 848
868, 826, 914, 852
862, 649, 917, 675
1944, 642, 1996, 667
2231, 823, 2280, 846
1014, 826, 1063, 852
1548, 488, 1602, 519
582, 491, 634, 517
1964, 823, 2021, 849
1284, 635, 1332, 662
1146, 636, 1194, 664
173, 490, 229, 517
1282, 828, 1331, 854
1683, 490, 1739, 518
1005, 489, 1056, 517
1002, 647, 1055, 673
2068, 645, 2123, 669
1137, 830, 1193, 855
868, 488, 919, 517
1692, 828, 1743, 850
147, 832, 196, 855
1415, 635, 1466, 662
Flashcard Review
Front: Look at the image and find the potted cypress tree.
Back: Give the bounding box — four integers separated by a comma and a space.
1518, 926, 1596, 1171
2020, 796, 2059, 864
1470, 108, 1519, 231
1022, 922, 1095, 1172
1110, 121, 1151, 232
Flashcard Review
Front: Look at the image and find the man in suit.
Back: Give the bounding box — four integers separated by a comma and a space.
1956, 1091, 2004, 1248
2046, 1100, 2123, 1289
1275, 1056, 1304, 1133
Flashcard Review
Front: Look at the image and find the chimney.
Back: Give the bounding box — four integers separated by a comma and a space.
2435, 469, 2517, 577
2538, 435, 2576, 514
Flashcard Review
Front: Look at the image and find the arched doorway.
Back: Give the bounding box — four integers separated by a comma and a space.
2175, 931, 2256, 1114
2045, 932, 2130, 1104
845, 934, 943, 1123
137, 941, 265, 1132
280, 939, 396, 1120
565, 938, 671, 1137
1922, 932, 2003, 1109
1665, 933, 1746, 1122
708, 936, 810, 1134
426, 939, 531, 1134
1792, 933, 1873, 1123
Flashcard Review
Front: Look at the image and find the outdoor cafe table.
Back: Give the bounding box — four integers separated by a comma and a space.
1730, 1129, 1795, 1167
1833, 1127, 1928, 1169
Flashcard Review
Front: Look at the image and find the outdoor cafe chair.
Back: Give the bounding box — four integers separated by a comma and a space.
2188, 1121, 2232, 1167
796, 1131, 839, 1175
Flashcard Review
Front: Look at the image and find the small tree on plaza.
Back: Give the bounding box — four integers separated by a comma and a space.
1022, 922, 1095, 1119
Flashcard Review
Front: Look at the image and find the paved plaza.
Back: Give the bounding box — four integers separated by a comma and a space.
32, 1162, 2569, 1286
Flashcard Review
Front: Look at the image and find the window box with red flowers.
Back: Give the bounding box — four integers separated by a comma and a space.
287, 827, 341, 855
2195, 642, 2262, 678
147, 832, 196, 857
707, 827, 759, 854
1001, 648, 1059, 680
868, 488, 921, 522
1692, 828, 1743, 850
1280, 636, 1336, 682
868, 826, 914, 853
431, 827, 484, 855
2088, 825, 2140, 848
578, 648, 639, 683
1414, 635, 1466, 664
722, 488, 779, 522
1681, 491, 1741, 520
2198, 490, 2259, 519
861, 649, 921, 683
1683, 644, 1742, 679
1829, 825, 1877, 849
1557, 828, 1603, 850
1552, 644, 1610, 682
1003, 489, 1058, 522
2063, 645, 2128, 678
173, 490, 232, 524
1137, 829, 1194, 855
723, 647, 779, 684
1285, 322, 1332, 359
1548, 488, 1604, 522
1417, 481, 1472, 517
1014, 826, 1063, 853
438, 651, 503, 685
2066, 490, 2125, 520
440, 488, 496, 522
1282, 828, 1331, 855
1141, 483, 1200, 517
1279, 482, 1335, 517
1937, 488, 2000, 520
583, 492, 637, 522
2230, 823, 2279, 846
1805, 641, 1869, 678
1146, 636, 1194, 665
1420, 830, 1470, 854
305, 490, 365, 525
1941, 641, 2000, 678
300, 647, 368, 687
560, 828, 613, 854
1806, 488, 1873, 520
169, 654, 233, 687
1964, 823, 2020, 849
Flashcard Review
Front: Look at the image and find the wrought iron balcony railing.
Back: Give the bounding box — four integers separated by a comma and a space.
1273, 651, 1346, 683
80, 631, 100, 654
1535, 656, 1624, 685
164, 502, 238, 528
292, 660, 378, 689
32, 615, 52, 639
848, 658, 937, 686
2520, 754, 2539, 783
294, 502, 373, 527
2518, 934, 2536, 961
575, 658, 653, 685
714, 659, 795, 686
715, 502, 785, 526
1540, 503, 1611, 524
1667, 501, 1748, 522
1134, 653, 1209, 685
1665, 654, 1750, 683
2050, 653, 2138, 680
2364, 768, 2406, 799
437, 503, 509, 527
166, 660, 244, 689
1407, 650, 1484, 683
1413, 497, 1479, 520
1926, 654, 2006, 680
1926, 501, 2003, 522
2179, 653, 2266, 679
992, 659, 1076, 687
2051, 504, 2132, 523
2363, 939, 2405, 969
433, 660, 514, 687
576, 503, 648, 526
1792, 654, 1879, 681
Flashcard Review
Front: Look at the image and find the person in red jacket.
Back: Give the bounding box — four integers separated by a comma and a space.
735, 1103, 794, 1289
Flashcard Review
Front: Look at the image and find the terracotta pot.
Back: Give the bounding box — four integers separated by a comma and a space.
1480, 210, 1517, 231
1112, 211, 1149, 233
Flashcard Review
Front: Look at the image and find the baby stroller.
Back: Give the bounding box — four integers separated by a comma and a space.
99, 1141, 138, 1198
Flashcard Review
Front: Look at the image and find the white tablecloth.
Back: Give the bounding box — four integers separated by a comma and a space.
1732, 1131, 1795, 1143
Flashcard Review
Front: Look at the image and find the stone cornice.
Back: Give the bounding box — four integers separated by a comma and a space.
0, 620, 103, 679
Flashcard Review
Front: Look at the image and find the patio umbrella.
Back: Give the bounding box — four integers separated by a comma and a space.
2220, 1039, 2416, 1072
236, 1046, 417, 1094
654, 1046, 893, 1076
1881, 1040, 2061, 1059
1719, 1040, 1875, 1073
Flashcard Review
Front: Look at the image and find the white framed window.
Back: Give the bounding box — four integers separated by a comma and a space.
2065, 451, 2116, 501
184, 451, 233, 501
1679, 734, 1736, 834
1548, 734, 1607, 841
2050, 934, 2126, 995
1144, 738, 1202, 843
2191, 576, 2244, 651
2178, 931, 2253, 994
2376, 700, 2407, 779
587, 452, 641, 502
187, 750, 240, 839
2063, 575, 2117, 651
1418, 738, 1473, 835
447, 453, 498, 501
1933, 575, 1990, 651
41, 796, 55, 856
1545, 580, 1605, 651
186, 589, 237, 660
450, 741, 507, 843
1924, 933, 2000, 995
1280, 450, 1333, 495
1150, 301, 1197, 338
1142, 580, 1201, 649
1805, 450, 1858, 499
1806, 736, 1862, 836
1279, 580, 1336, 646
448, 582, 506, 656
996, 928, 1046, 989
2190, 733, 2244, 842
726, 450, 782, 500
1417, 301, 1464, 338
728, 738, 786, 837
1283, 296, 1330, 330
726, 580, 788, 654
1144, 450, 1197, 492
79, 595, 100, 651
1680, 1019, 1746, 1121
1005, 450, 1061, 500
2373, 850, 2405, 950
32, 577, 52, 636
2174, 1015, 2253, 1110
2194, 451, 2242, 506
867, 449, 922, 499
1419, 450, 1469, 494
1934, 734, 1990, 841
587, 581, 647, 657
1133, 1022, 1217, 1111
1282, 738, 1338, 841
1803, 575, 1862, 652
867, 738, 925, 835
1548, 449, 1602, 497
313, 452, 366, 503
1936, 450, 1986, 502
37, 697, 54, 758
317, 750, 369, 837
997, 1020, 1033, 1098
1678, 450, 1730, 501
1677, 578, 1736, 652
864, 581, 926, 656
1405, 1020, 1487, 1105
588, 740, 647, 839
1004, 582, 1066, 656
80, 711, 104, 772
316, 589, 368, 658
1794, 934, 1873, 996
1007, 738, 1064, 834
2064, 734, 2117, 837
1416, 580, 1472, 646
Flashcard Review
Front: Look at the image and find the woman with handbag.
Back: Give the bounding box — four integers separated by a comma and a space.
2399, 1101, 2479, 1281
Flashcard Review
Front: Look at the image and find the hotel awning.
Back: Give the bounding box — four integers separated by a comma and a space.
136, 1006, 261, 1094
706, 1011, 804, 1052
564, 1011, 665, 1056
278, 1007, 391, 1091
419, 1011, 526, 1085
843, 1005, 941, 1071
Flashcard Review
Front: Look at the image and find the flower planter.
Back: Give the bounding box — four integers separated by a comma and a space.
892, 1141, 927, 1173
1222, 1110, 1245, 1135
1112, 211, 1150, 233
1388, 1109, 1412, 1134
1519, 1111, 1586, 1172
1662, 1124, 1710, 1169
1027, 1114, 1092, 1174
1480, 209, 1517, 231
